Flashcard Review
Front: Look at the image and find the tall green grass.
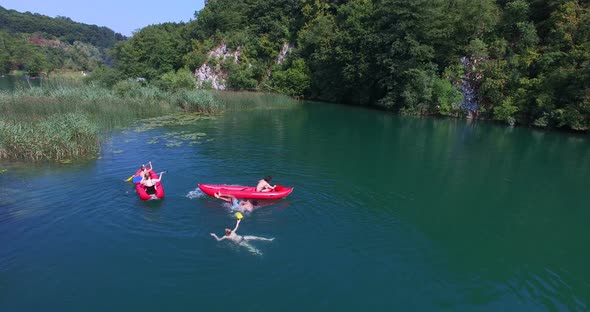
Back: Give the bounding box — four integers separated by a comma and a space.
0, 81, 223, 161
0, 113, 98, 161
0, 80, 298, 161
214, 91, 299, 111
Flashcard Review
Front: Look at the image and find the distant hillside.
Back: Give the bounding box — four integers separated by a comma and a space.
0, 6, 126, 49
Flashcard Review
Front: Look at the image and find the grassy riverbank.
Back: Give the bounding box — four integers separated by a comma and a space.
0, 81, 222, 161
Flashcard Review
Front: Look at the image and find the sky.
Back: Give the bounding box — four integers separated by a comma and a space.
1, 0, 205, 37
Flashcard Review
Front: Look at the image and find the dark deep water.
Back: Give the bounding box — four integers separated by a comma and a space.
1, 101, 589, 311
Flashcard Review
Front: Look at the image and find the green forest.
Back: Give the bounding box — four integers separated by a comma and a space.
106, 0, 590, 131
0, 6, 125, 75
3, 1, 590, 131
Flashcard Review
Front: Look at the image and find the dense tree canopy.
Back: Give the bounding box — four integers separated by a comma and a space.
0, 6, 125, 48
0, 6, 125, 75
5, 1, 589, 131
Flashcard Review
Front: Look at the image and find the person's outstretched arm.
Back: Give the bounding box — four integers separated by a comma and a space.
214, 192, 232, 203
148, 161, 153, 170
150, 172, 164, 183
210, 233, 226, 241
232, 219, 241, 233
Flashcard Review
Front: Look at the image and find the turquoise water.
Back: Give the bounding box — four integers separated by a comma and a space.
1, 101, 589, 311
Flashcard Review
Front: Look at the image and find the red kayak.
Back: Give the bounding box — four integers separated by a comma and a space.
133, 169, 165, 200
198, 184, 293, 200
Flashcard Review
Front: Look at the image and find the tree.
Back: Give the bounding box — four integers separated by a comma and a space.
113, 23, 187, 80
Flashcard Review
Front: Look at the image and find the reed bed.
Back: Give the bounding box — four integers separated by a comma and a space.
214, 91, 299, 110
0, 82, 224, 161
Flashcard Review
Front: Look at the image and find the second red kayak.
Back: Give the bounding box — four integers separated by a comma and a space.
198, 184, 293, 200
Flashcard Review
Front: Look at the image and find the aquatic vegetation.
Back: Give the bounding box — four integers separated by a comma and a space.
141, 129, 210, 148
215, 91, 299, 111
165, 141, 183, 148
0, 82, 299, 161
0, 84, 224, 161
132, 113, 215, 132
174, 90, 223, 113
0, 169, 7, 174
0, 113, 100, 161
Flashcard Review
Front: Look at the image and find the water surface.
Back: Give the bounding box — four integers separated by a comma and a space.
1, 101, 589, 311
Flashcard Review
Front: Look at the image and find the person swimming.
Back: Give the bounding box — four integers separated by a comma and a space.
210, 219, 274, 255
214, 192, 258, 212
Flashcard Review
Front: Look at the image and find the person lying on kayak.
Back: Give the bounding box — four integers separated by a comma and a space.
256, 176, 276, 192
214, 192, 258, 212
211, 219, 274, 247
141, 171, 164, 195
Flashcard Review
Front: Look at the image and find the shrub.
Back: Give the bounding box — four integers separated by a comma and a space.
113, 79, 143, 97
172, 90, 222, 113
493, 97, 519, 126
156, 68, 196, 92
271, 59, 311, 97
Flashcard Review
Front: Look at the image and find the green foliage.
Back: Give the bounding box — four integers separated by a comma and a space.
271, 59, 311, 97
113, 79, 144, 98
0, 82, 227, 161
493, 97, 519, 125
0, 112, 99, 161
227, 65, 257, 90
113, 23, 187, 80
0, 5, 125, 48
0, 6, 124, 75
183, 50, 208, 72
172, 90, 221, 113
98, 0, 590, 131
433, 77, 464, 116
466, 39, 489, 58
0, 31, 109, 75
157, 68, 196, 91
84, 65, 123, 87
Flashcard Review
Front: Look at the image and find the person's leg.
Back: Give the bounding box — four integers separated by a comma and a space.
243, 235, 274, 241
239, 241, 262, 255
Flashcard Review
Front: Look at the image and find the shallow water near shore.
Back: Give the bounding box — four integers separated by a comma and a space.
1, 100, 590, 311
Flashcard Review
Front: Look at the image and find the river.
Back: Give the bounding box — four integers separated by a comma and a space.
1, 100, 589, 311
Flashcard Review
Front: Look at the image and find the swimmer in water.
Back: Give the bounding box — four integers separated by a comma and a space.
210, 219, 274, 255
214, 192, 258, 213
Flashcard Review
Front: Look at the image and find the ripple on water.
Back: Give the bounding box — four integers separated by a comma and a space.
186, 188, 206, 199
506, 267, 589, 312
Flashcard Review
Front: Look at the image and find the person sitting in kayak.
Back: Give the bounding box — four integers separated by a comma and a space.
210, 219, 274, 254
134, 161, 152, 177
256, 176, 276, 192
214, 192, 258, 212
141, 171, 164, 195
